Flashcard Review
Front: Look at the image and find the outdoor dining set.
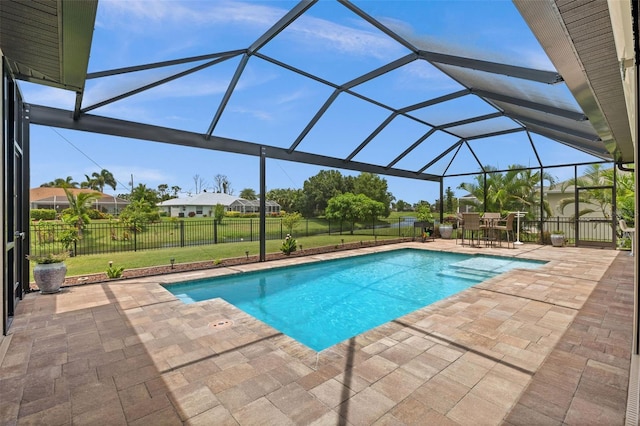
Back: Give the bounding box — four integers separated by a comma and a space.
456, 212, 517, 248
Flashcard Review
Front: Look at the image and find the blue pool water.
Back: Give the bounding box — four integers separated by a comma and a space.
164, 249, 545, 351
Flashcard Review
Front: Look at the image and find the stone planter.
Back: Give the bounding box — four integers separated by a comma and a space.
550, 234, 565, 247
439, 224, 453, 239
33, 262, 67, 294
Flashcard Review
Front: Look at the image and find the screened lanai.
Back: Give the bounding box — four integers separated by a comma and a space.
1, 2, 639, 424
0, 0, 637, 342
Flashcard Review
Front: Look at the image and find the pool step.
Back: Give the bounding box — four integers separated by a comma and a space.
438, 267, 497, 282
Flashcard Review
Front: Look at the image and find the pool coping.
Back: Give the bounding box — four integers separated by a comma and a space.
3, 241, 632, 425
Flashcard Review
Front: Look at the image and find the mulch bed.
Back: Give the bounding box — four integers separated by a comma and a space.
31, 238, 412, 291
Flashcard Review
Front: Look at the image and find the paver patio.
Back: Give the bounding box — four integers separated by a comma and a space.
0, 241, 633, 425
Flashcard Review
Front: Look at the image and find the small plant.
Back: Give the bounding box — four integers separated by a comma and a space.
280, 234, 297, 256
27, 252, 67, 264
213, 258, 222, 265
59, 228, 79, 250
551, 230, 564, 235
106, 261, 125, 279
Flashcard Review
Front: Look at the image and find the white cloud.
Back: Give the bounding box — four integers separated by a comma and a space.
288, 15, 402, 59
228, 106, 272, 121
275, 89, 308, 106
98, 0, 283, 30
20, 84, 76, 109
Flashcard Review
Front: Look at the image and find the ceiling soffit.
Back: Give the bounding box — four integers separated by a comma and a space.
0, 0, 97, 93
514, 0, 634, 163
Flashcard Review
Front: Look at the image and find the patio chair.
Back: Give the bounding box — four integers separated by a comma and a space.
461, 213, 481, 247
619, 219, 635, 256
494, 213, 515, 248
480, 212, 501, 246
455, 213, 464, 245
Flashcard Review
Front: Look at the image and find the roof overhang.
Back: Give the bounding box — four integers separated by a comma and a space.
0, 0, 97, 94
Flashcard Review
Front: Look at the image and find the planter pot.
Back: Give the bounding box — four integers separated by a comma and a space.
33, 262, 67, 294
439, 225, 453, 239
550, 234, 565, 247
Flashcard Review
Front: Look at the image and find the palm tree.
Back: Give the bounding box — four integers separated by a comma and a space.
457, 165, 555, 217
40, 176, 79, 188
96, 169, 117, 192
81, 174, 99, 190
239, 188, 257, 200
62, 188, 101, 236
557, 164, 613, 218
80, 169, 116, 192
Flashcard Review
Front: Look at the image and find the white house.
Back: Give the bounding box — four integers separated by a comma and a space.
158, 192, 280, 217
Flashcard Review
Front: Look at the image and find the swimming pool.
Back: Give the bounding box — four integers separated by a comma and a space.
164, 249, 545, 351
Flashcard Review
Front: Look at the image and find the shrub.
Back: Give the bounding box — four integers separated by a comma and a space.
58, 228, 79, 250
282, 212, 302, 234
31, 209, 56, 221
280, 234, 297, 255
106, 261, 125, 278
87, 209, 108, 220
27, 252, 67, 264
188, 211, 196, 218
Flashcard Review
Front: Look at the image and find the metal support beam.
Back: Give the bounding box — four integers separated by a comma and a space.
435, 112, 503, 130
346, 112, 397, 162
206, 53, 250, 137
417, 140, 463, 174
30, 105, 441, 182
248, 0, 316, 53
289, 90, 340, 153
83, 55, 236, 113
419, 51, 563, 84
387, 128, 436, 169
260, 147, 266, 262
439, 180, 444, 224
86, 49, 246, 79
398, 90, 470, 113
472, 88, 587, 121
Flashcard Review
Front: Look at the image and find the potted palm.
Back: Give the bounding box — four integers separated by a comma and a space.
28, 252, 67, 293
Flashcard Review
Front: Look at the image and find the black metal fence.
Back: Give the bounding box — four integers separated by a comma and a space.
519, 216, 615, 246
30, 215, 617, 257
29, 217, 419, 257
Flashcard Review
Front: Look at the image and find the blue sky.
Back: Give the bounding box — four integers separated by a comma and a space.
24, 0, 603, 204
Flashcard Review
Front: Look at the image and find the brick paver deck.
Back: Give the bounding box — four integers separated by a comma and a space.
0, 242, 633, 425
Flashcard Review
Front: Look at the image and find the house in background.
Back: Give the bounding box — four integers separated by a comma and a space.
158, 192, 280, 217
30, 188, 130, 215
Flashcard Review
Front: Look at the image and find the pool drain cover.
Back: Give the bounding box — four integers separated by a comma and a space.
209, 319, 234, 329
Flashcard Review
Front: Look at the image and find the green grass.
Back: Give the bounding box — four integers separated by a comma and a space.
31, 215, 411, 255
33, 234, 400, 280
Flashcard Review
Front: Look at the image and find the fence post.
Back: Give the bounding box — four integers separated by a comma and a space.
398, 217, 401, 237
250, 219, 253, 242
213, 220, 218, 244
306, 219, 309, 237
280, 219, 283, 239
180, 220, 185, 247
134, 221, 138, 252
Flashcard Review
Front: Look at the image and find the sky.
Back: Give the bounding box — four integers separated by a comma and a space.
23, 0, 604, 205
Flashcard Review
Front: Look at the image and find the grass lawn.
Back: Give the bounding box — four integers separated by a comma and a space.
32, 234, 400, 280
